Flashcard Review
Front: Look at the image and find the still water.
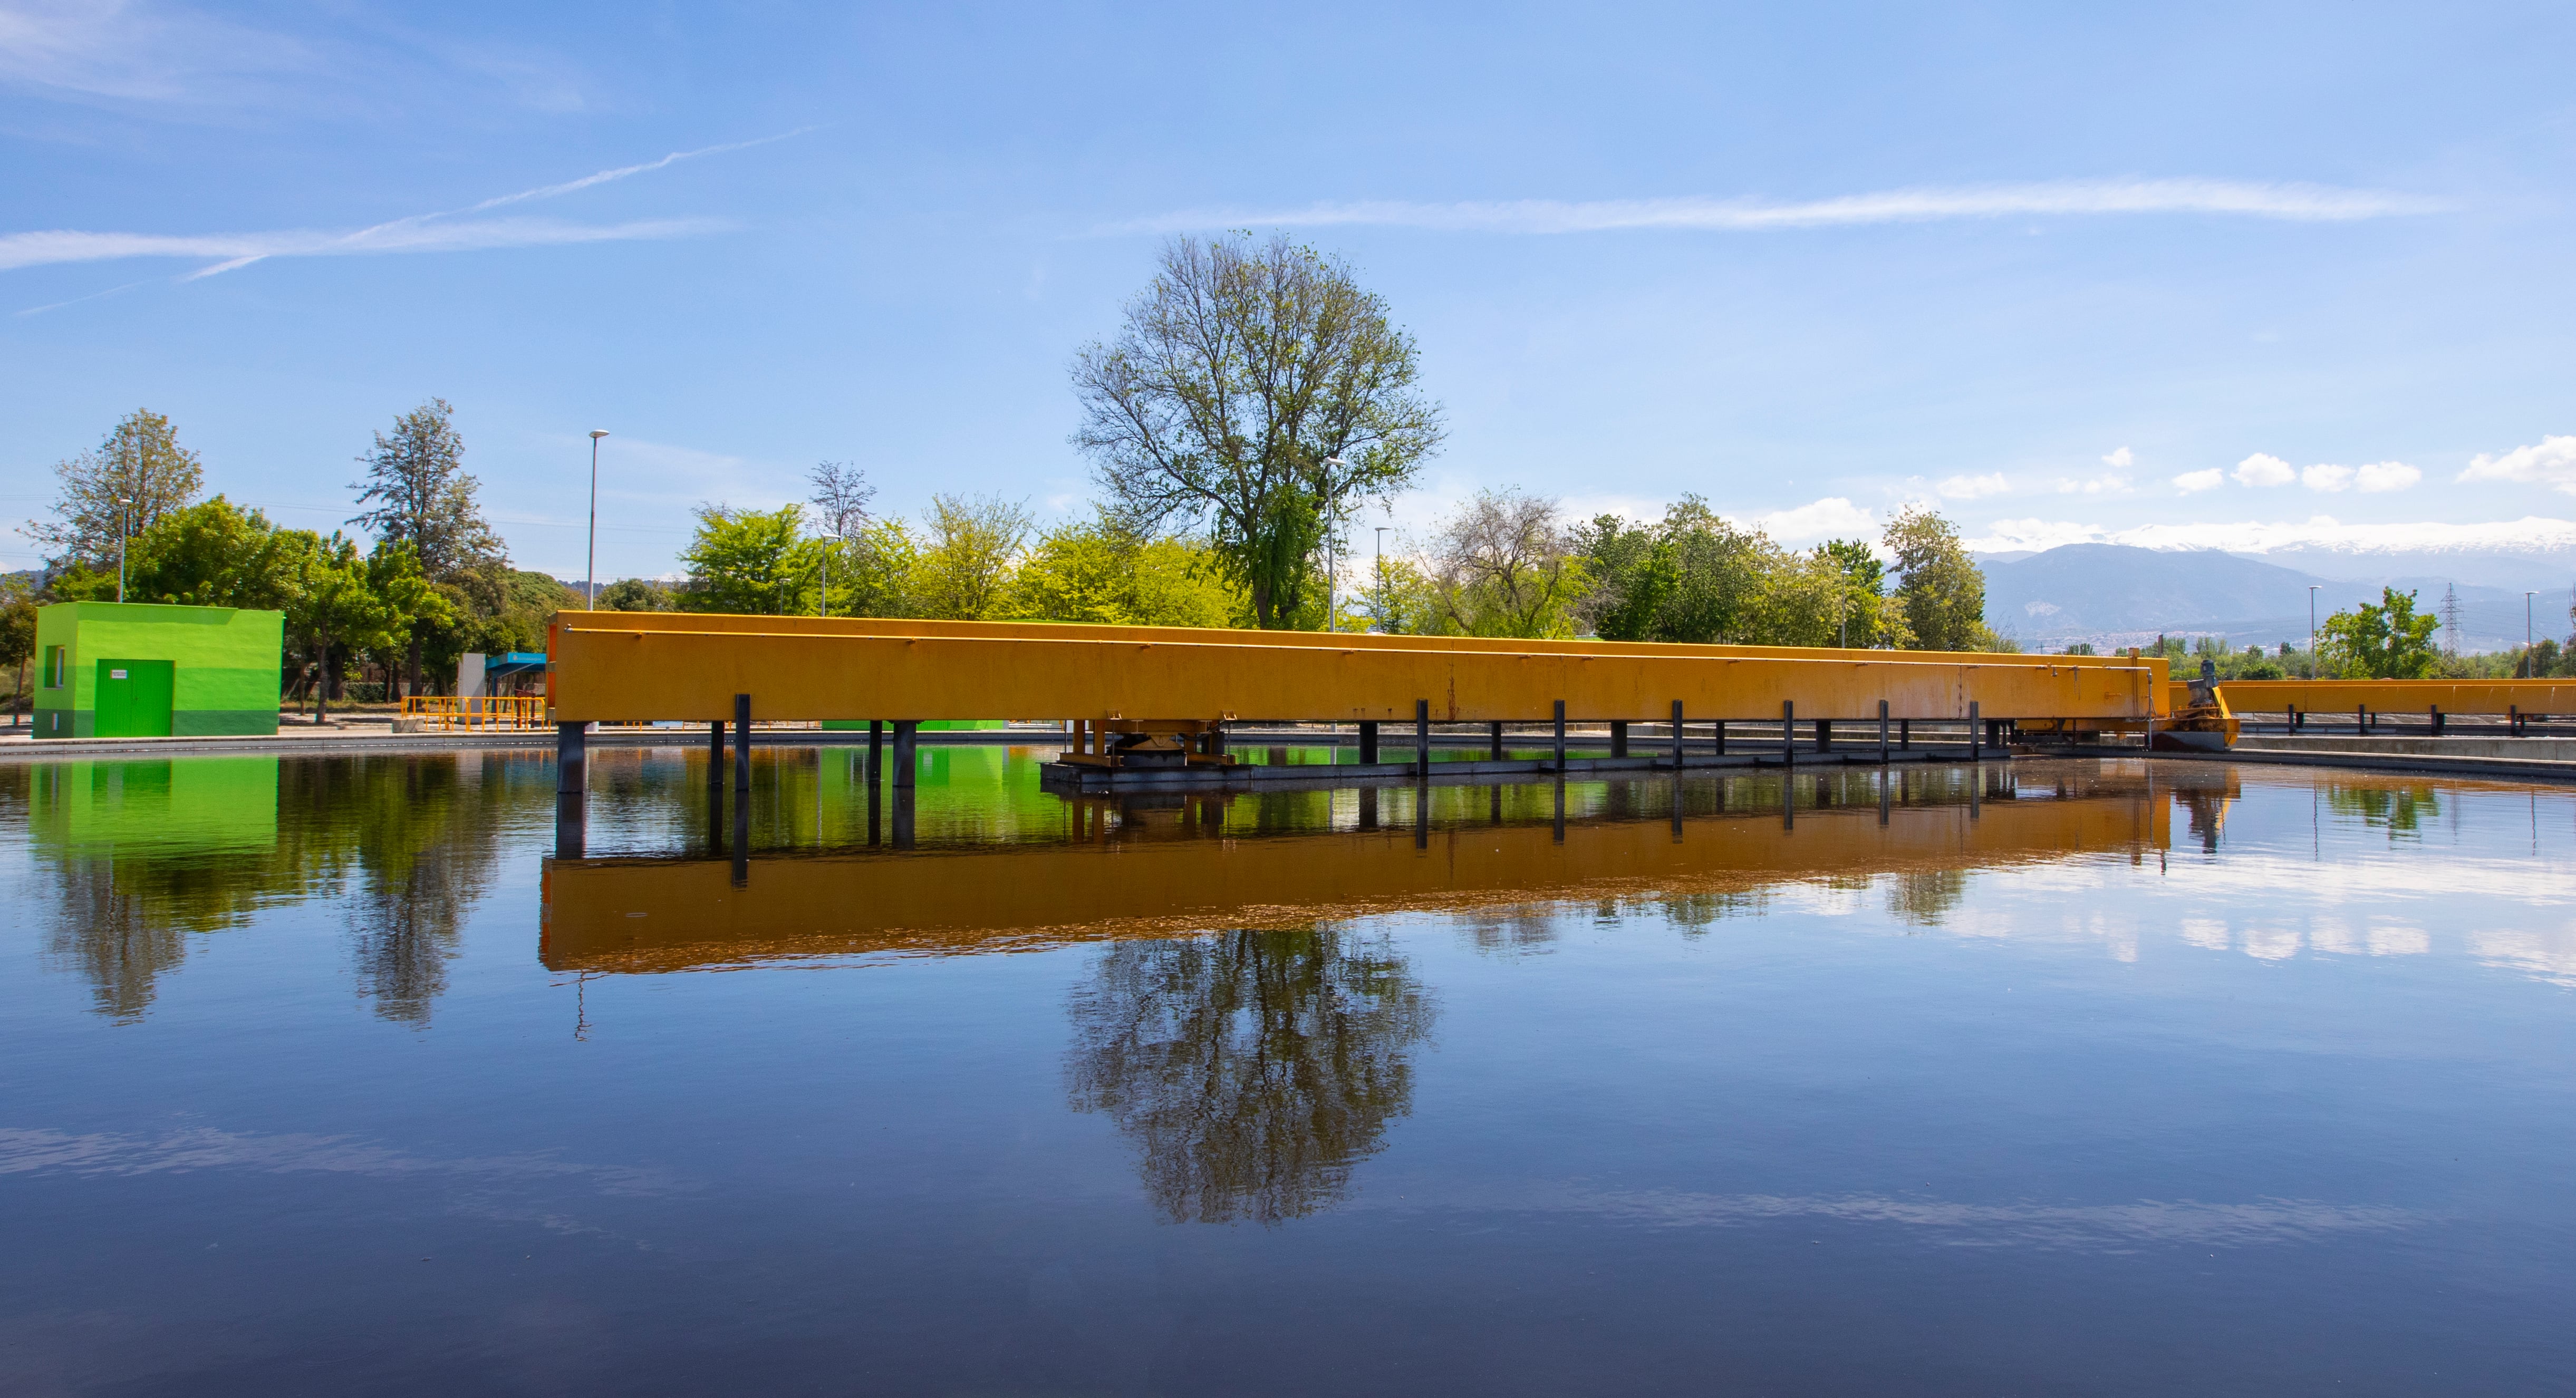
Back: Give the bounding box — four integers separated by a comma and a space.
2, 746, 2572, 1395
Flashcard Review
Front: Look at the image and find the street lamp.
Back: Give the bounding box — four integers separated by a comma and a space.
117, 497, 134, 603
2318, 584, 2339, 685
2530, 591, 2541, 675
585, 431, 609, 609
1322, 457, 1350, 632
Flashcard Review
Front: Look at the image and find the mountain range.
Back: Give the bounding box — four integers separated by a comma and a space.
1979, 544, 2570, 653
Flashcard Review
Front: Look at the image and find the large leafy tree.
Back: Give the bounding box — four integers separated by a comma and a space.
2320, 587, 2442, 678
119, 497, 302, 609
1009, 510, 1241, 628
28, 409, 205, 571
679, 504, 815, 615
1575, 498, 1770, 644
1884, 506, 1988, 651
1072, 233, 1444, 628
909, 493, 1031, 621
0, 578, 34, 726
349, 399, 506, 694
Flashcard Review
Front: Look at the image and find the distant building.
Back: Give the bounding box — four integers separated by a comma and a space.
31, 601, 284, 739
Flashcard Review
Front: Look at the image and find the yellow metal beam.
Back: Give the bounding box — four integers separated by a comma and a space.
548, 613, 2162, 725
2208, 678, 2576, 716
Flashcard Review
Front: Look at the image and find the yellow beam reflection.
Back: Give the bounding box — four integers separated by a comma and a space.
541, 768, 2188, 973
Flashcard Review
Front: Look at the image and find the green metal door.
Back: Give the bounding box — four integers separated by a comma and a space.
95, 658, 175, 737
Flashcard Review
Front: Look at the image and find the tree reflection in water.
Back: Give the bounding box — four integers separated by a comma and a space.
1065, 925, 1436, 1225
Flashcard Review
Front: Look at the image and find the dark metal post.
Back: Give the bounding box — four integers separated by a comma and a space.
731, 795, 750, 885
891, 782, 914, 850
2510, 704, 2521, 736
1714, 718, 1725, 756
1552, 701, 1567, 770
1816, 718, 1831, 753
1610, 720, 1629, 759
555, 791, 584, 859
1781, 700, 1794, 767
1358, 787, 1379, 830
1878, 768, 1891, 825
2357, 704, 2366, 735
1552, 776, 1566, 843
556, 720, 586, 794
732, 694, 751, 791
1878, 700, 1889, 764
867, 719, 883, 779
2288, 703, 2300, 733
708, 719, 725, 786
1671, 700, 1685, 769
1358, 720, 1380, 764
1900, 718, 1911, 750
1488, 720, 1504, 761
1415, 699, 1431, 779
2429, 705, 2443, 736
1969, 701, 1982, 762
892, 720, 919, 789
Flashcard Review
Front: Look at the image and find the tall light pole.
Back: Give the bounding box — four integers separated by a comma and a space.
1322, 457, 1350, 632
585, 431, 609, 609
117, 497, 134, 603
2307, 585, 2320, 679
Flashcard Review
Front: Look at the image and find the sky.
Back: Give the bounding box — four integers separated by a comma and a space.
4, 1, 2573, 586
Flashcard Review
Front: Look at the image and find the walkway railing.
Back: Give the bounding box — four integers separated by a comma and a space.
400, 695, 551, 731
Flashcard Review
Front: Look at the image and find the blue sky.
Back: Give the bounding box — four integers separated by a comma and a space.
5, 1, 2573, 584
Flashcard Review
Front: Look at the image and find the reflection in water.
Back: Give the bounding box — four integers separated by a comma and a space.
12, 755, 540, 1024
1065, 924, 1435, 1225
2330, 783, 2437, 839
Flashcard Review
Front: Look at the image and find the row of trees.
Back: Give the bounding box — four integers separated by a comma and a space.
7, 403, 576, 719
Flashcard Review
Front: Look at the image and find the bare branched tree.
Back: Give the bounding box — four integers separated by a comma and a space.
1419, 490, 1587, 639
806, 460, 876, 540
29, 410, 205, 570
1072, 234, 1444, 628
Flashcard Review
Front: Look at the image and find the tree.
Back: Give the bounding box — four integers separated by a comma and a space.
2319, 587, 2442, 678
1072, 233, 1445, 628
281, 532, 392, 721
349, 399, 505, 695
0, 577, 34, 727
910, 493, 1031, 620
366, 543, 459, 687
1575, 498, 1772, 644
679, 504, 814, 615
806, 461, 877, 618
1009, 510, 1242, 628
1884, 507, 1987, 651
1416, 490, 1588, 638
596, 578, 673, 611
28, 409, 205, 570
119, 497, 301, 609
1816, 539, 1894, 648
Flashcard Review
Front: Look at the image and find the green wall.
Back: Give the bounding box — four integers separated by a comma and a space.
33, 602, 284, 739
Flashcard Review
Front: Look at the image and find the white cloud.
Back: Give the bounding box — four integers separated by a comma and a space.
1970, 518, 2106, 554
1109, 178, 2449, 237
2172, 469, 2225, 493
2460, 435, 2576, 493
2055, 470, 2130, 495
1732, 497, 1879, 544
2302, 463, 2354, 492
1963, 514, 2576, 558
2233, 452, 2295, 487
2101, 447, 2134, 469
1936, 472, 2010, 500
2354, 461, 2420, 492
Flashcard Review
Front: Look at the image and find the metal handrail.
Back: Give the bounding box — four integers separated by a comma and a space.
400, 694, 550, 731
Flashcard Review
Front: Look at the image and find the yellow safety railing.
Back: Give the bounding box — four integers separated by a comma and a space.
400, 694, 551, 731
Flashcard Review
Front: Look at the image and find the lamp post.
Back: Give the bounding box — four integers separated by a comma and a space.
2308, 585, 2320, 679
117, 496, 134, 603
1322, 457, 1350, 632
585, 431, 609, 609
1373, 526, 1390, 632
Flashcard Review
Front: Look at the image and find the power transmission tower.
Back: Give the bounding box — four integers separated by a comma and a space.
2440, 582, 2462, 657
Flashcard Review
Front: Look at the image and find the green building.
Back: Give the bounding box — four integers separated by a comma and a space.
32, 602, 285, 740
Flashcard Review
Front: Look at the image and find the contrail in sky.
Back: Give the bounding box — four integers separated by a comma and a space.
1106, 178, 2448, 235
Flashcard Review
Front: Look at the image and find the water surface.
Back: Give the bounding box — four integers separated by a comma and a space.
2, 747, 2571, 1394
